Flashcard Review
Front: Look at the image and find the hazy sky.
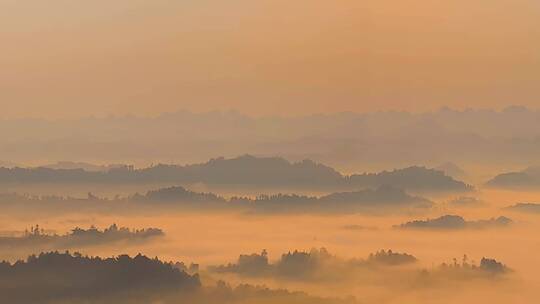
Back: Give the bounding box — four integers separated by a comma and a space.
1, 0, 539, 118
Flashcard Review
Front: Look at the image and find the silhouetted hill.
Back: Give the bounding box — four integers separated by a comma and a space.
0, 252, 356, 304
0, 185, 433, 215
0, 251, 200, 303
396, 215, 512, 230
348, 166, 473, 193
230, 185, 433, 214
0, 187, 229, 214
0, 155, 472, 193
505, 203, 540, 214
134, 186, 227, 206
367, 249, 417, 266
431, 256, 510, 279
486, 167, 540, 189
178, 155, 344, 187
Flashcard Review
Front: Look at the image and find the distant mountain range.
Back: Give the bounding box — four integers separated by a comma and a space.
0, 155, 473, 193
2, 107, 540, 168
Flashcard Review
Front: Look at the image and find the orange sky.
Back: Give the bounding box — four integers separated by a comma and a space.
1, 0, 539, 118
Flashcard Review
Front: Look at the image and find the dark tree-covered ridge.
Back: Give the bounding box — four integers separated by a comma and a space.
396, 215, 513, 230
0, 185, 433, 215
210, 248, 510, 285
0, 251, 200, 303
0, 224, 164, 250
210, 248, 418, 280
0, 251, 358, 304
0, 155, 472, 192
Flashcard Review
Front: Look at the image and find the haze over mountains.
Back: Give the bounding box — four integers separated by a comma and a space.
1, 249, 510, 304
210, 248, 418, 280
42, 161, 126, 172
2, 107, 540, 170
0, 155, 472, 193
3, 0, 539, 301
209, 248, 509, 282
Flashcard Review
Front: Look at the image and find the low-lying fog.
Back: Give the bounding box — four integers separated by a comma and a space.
0, 187, 538, 303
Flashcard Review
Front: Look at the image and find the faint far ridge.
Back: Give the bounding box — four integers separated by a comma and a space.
434, 162, 468, 180
4, 107, 540, 169
341, 225, 378, 231
448, 196, 486, 208
41, 161, 127, 172
0, 160, 19, 168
